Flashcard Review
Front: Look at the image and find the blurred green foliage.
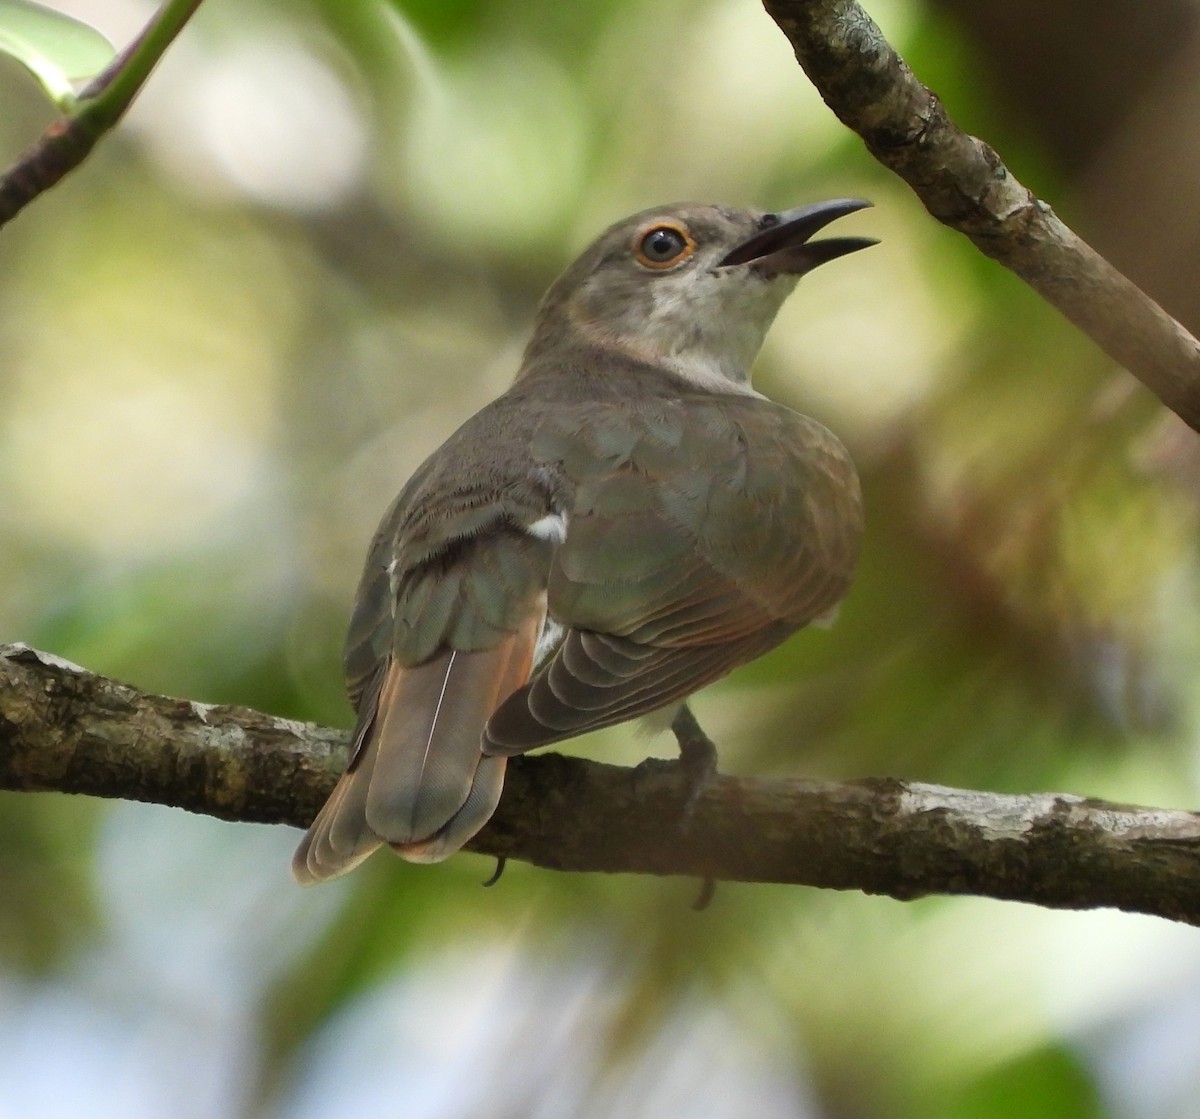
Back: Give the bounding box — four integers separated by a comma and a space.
2, 0, 1199, 1116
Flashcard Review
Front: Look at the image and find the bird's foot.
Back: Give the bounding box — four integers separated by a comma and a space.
671, 704, 720, 910
629, 705, 720, 909
670, 703, 719, 826
630, 704, 719, 824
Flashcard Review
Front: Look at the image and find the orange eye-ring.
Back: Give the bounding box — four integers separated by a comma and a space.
633, 222, 696, 270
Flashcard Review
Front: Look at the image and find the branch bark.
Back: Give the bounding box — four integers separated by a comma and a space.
763, 0, 1200, 431
3, 643, 1199, 923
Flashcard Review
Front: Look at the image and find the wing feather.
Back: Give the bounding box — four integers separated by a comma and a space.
484, 393, 861, 756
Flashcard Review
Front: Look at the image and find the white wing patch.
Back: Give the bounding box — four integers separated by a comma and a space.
386, 556, 401, 610
526, 514, 567, 668
526, 512, 569, 544
533, 617, 565, 668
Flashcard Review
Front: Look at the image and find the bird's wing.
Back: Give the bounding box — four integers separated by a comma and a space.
484, 393, 862, 754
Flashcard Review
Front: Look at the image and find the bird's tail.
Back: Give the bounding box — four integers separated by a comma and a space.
292, 620, 539, 884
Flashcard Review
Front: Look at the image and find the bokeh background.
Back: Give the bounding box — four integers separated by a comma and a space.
3, 0, 1200, 1116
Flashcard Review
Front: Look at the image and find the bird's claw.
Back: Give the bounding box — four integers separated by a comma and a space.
481, 856, 506, 888
691, 877, 717, 911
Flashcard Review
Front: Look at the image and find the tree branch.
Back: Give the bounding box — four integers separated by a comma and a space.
0, 0, 203, 229
763, 0, 1200, 431
3, 643, 1198, 922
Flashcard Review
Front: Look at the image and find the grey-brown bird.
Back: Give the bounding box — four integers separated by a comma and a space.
293, 199, 873, 883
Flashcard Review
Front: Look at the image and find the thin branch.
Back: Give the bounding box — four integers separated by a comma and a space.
0, 0, 203, 228
3, 643, 1199, 922
763, 0, 1200, 432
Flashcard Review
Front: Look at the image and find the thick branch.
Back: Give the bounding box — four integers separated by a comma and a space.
764, 0, 1200, 431
2, 643, 1198, 923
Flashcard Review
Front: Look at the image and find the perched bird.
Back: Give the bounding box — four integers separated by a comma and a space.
293, 199, 873, 884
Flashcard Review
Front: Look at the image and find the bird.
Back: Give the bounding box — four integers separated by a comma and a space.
292, 198, 873, 884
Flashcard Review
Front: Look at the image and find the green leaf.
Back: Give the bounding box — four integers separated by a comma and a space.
0, 0, 115, 108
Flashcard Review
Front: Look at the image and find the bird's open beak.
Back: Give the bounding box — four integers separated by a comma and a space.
718, 198, 877, 277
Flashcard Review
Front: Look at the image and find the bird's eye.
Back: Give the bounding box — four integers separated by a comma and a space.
634, 223, 695, 270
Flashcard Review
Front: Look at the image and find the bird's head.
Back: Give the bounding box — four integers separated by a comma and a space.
523, 200, 876, 391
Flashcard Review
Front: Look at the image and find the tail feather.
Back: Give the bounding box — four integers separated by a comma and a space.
366, 644, 519, 844
397, 753, 507, 863
292, 613, 541, 884
291, 738, 383, 885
